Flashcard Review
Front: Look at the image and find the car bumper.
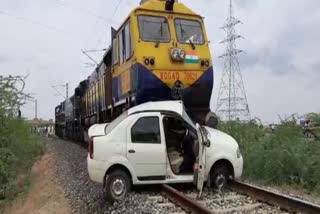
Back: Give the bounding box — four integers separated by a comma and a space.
87, 155, 105, 184
233, 156, 243, 179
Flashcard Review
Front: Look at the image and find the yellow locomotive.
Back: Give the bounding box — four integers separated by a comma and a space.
56, 0, 214, 140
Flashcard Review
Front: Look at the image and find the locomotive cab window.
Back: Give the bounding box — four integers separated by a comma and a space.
112, 38, 119, 65
175, 19, 204, 45
138, 15, 170, 42
118, 21, 133, 65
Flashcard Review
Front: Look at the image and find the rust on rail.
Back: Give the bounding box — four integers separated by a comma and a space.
229, 180, 320, 214
161, 184, 215, 214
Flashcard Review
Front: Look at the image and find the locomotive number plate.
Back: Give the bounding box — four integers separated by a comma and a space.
159, 71, 199, 82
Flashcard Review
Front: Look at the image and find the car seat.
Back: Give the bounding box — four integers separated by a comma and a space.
167, 147, 184, 174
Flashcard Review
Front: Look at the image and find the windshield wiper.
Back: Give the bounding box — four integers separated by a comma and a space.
155, 41, 160, 48
155, 23, 164, 48
180, 23, 196, 50
188, 39, 196, 50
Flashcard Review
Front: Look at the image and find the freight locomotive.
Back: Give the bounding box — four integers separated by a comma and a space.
55, 0, 215, 142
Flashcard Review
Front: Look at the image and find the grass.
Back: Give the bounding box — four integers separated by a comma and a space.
0, 117, 45, 210
219, 121, 320, 194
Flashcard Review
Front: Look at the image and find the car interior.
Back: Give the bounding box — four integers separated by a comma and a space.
163, 116, 198, 175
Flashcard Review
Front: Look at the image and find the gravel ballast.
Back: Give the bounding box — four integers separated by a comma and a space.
48, 138, 163, 214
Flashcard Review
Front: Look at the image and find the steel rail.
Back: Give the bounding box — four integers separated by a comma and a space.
229, 180, 320, 214
161, 184, 215, 214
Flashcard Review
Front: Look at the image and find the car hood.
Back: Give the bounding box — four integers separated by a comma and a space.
204, 126, 239, 150
88, 123, 108, 138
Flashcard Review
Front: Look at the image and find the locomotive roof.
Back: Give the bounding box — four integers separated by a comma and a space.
114, 0, 201, 34
136, 0, 199, 17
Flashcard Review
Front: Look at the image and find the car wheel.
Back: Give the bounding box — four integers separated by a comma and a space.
105, 169, 131, 202
210, 165, 231, 191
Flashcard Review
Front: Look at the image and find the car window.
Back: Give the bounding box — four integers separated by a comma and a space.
163, 116, 197, 140
105, 111, 128, 135
131, 117, 161, 144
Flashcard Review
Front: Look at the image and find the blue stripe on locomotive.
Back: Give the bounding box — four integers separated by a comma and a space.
112, 63, 214, 108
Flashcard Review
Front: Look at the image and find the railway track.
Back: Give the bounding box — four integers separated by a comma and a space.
151, 181, 320, 214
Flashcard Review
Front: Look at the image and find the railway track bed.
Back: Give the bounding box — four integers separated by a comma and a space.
155, 181, 320, 214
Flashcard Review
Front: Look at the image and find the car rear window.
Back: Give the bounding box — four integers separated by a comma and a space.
105, 111, 128, 135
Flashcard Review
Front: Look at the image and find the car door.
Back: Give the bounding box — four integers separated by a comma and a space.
127, 113, 167, 181
194, 123, 207, 197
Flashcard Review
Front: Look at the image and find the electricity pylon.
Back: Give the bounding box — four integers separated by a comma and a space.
216, 0, 251, 121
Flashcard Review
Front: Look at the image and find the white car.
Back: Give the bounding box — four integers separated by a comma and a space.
87, 101, 243, 202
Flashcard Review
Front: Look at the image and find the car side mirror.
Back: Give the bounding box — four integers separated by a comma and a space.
205, 112, 218, 129
203, 138, 210, 147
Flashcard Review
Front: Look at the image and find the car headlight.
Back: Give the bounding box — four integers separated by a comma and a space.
236, 147, 241, 158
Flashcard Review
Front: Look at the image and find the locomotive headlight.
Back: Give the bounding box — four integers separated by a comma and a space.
179, 49, 186, 60
171, 49, 180, 61
171, 48, 185, 61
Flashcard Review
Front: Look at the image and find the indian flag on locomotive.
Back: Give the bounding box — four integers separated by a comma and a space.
185, 51, 199, 64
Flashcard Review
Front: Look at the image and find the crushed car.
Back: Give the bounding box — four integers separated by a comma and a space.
87, 101, 243, 201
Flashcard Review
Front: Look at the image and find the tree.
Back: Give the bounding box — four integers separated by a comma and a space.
0, 75, 31, 118
0, 75, 32, 198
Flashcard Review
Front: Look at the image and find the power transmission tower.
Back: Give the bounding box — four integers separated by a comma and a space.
216, 0, 251, 121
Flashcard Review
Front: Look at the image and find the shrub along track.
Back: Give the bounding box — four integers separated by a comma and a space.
158, 181, 320, 214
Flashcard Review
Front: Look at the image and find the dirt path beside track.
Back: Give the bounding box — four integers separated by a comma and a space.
4, 143, 71, 214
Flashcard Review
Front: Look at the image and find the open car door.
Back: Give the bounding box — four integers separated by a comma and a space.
193, 123, 208, 198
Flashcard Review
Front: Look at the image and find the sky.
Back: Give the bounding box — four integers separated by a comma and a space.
0, 0, 319, 124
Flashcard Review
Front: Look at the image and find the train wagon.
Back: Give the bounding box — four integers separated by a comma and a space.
55, 0, 215, 142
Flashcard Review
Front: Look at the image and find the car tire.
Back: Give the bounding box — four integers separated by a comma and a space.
210, 165, 231, 191
104, 169, 131, 202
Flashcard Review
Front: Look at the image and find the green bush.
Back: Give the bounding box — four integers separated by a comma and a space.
0, 117, 44, 200
0, 75, 44, 202
219, 121, 320, 193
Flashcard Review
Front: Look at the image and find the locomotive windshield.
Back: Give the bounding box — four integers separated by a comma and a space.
138, 15, 170, 42
175, 19, 204, 45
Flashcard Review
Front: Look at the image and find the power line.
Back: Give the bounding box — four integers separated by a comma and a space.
94, 0, 123, 49
0, 9, 99, 58
0, 9, 69, 35
112, 0, 123, 18
54, 0, 119, 25
0, 9, 90, 47
52, 83, 69, 99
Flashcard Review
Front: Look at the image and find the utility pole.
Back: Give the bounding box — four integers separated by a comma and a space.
52, 83, 69, 99
81, 48, 107, 68
216, 0, 251, 121
66, 83, 69, 99
35, 99, 38, 119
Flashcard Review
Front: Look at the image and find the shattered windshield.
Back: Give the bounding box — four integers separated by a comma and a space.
175, 19, 204, 45
138, 15, 170, 42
